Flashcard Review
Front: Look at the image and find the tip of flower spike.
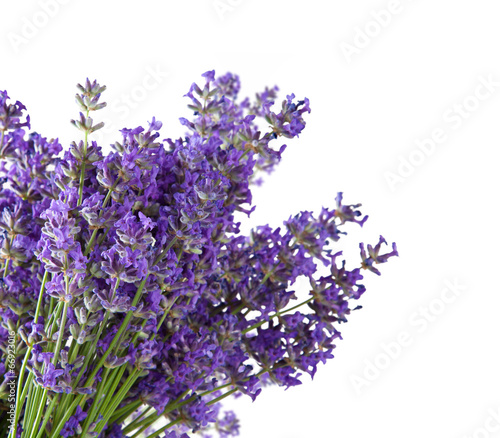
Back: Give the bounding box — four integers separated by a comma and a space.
148, 117, 162, 131
359, 236, 398, 275
201, 70, 216, 83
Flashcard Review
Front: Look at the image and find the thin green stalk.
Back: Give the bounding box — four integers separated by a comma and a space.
123, 322, 269, 438
71, 310, 111, 389
47, 296, 55, 321
230, 302, 246, 315
128, 405, 153, 426
259, 263, 278, 285
34, 271, 49, 323
27, 388, 48, 438
54, 389, 71, 427
2, 236, 14, 277
81, 276, 148, 388
79, 367, 111, 436
51, 301, 69, 366
212, 260, 281, 324
153, 236, 179, 265
16, 371, 34, 416
96, 226, 111, 247
122, 411, 156, 436
109, 399, 144, 425
34, 395, 59, 438
156, 296, 178, 332
10, 271, 49, 438
27, 379, 48, 436
97, 367, 132, 421
72, 278, 120, 389
3, 258, 10, 277
68, 337, 81, 364
128, 319, 148, 348
124, 378, 238, 437
93, 368, 142, 435
206, 387, 238, 406
77, 108, 90, 206
129, 422, 151, 438
142, 419, 182, 438
242, 296, 314, 334
46, 301, 64, 340
21, 381, 34, 433
48, 394, 84, 438
135, 389, 244, 438
131, 366, 274, 436
81, 362, 124, 430
83, 228, 99, 257
84, 179, 119, 257
122, 388, 190, 436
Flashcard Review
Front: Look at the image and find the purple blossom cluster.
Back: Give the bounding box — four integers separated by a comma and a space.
0, 72, 397, 438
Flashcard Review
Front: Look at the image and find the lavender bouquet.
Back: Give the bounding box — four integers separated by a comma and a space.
0, 71, 397, 438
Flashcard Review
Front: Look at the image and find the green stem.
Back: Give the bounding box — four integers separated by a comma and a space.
51, 301, 69, 366
109, 399, 144, 426
156, 296, 178, 332
22, 381, 34, 433
81, 276, 147, 389
153, 236, 179, 265
73, 277, 120, 390
124, 377, 240, 437
79, 367, 111, 437
34, 271, 49, 323
242, 296, 314, 334
83, 179, 119, 257
72, 311, 110, 389
47, 296, 55, 322
260, 263, 278, 285
48, 394, 84, 438
2, 236, 14, 277
68, 335, 82, 364
142, 419, 182, 438
94, 368, 142, 435
206, 387, 238, 406
133, 365, 277, 436
122, 412, 155, 436
54, 389, 72, 427
230, 302, 246, 315
27, 388, 48, 438
16, 371, 33, 418
122, 388, 189, 435
10, 271, 49, 438
34, 395, 59, 438
129, 423, 152, 438
3, 258, 9, 277
77, 109, 90, 206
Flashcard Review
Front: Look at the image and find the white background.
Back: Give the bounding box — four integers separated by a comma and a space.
1, 1, 500, 437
